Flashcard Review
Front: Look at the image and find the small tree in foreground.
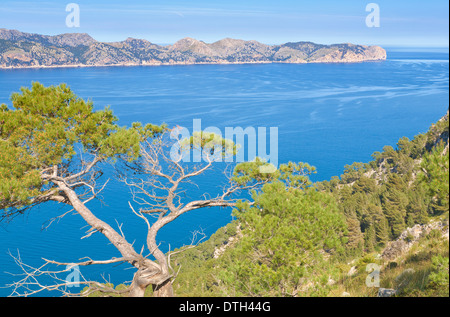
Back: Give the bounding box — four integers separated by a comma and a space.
210, 168, 348, 296
0, 83, 276, 297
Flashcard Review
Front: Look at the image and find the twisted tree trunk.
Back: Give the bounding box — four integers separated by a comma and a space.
129, 263, 173, 297
56, 181, 175, 297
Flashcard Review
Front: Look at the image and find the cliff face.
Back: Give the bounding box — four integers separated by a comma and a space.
0, 29, 387, 68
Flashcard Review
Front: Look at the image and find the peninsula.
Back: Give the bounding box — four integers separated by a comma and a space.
0, 29, 387, 69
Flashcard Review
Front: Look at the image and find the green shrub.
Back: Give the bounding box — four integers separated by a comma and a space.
426, 229, 442, 240
427, 255, 449, 289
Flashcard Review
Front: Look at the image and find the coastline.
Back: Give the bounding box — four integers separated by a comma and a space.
0, 58, 387, 70
0, 29, 388, 71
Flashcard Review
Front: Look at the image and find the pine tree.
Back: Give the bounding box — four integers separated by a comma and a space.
217, 175, 348, 296
364, 224, 376, 252
406, 184, 430, 225
367, 204, 390, 247
419, 142, 449, 215
345, 211, 364, 252
0, 82, 151, 213
382, 174, 409, 238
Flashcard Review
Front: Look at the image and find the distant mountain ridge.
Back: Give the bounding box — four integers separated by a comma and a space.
0, 29, 387, 68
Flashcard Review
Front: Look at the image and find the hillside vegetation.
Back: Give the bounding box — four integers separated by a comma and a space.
79, 111, 448, 297
168, 111, 449, 297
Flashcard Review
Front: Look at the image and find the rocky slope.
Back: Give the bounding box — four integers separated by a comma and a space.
382, 219, 449, 261
0, 29, 387, 68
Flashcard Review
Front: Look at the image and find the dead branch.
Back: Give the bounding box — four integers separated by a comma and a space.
5, 250, 131, 297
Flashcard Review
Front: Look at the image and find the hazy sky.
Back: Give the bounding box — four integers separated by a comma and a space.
0, 0, 448, 46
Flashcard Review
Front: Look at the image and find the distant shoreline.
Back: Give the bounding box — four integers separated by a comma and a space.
0, 29, 387, 70
0, 58, 387, 70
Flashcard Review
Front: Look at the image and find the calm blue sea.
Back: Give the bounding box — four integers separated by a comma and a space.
0, 48, 448, 296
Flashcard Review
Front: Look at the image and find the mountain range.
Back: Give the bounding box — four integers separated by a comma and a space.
0, 29, 387, 68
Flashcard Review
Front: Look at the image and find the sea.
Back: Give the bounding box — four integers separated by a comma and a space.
0, 47, 448, 296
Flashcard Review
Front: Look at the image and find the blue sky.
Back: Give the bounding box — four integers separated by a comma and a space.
0, 0, 448, 47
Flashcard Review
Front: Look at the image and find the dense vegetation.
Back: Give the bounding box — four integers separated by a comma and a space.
318, 112, 449, 251
168, 111, 449, 297
83, 111, 448, 297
